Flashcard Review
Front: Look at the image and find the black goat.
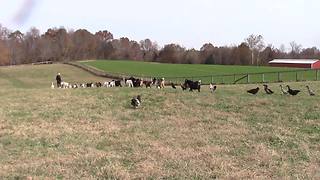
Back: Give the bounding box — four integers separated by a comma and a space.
184, 79, 201, 92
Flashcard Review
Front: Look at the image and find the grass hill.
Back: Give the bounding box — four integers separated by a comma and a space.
0, 64, 319, 179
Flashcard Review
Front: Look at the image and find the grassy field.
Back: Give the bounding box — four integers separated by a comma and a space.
0, 64, 319, 179
81, 60, 298, 77
80, 60, 320, 84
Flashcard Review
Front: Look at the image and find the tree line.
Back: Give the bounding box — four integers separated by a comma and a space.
0, 24, 319, 66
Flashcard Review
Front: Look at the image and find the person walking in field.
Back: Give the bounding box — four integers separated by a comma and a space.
56, 73, 62, 88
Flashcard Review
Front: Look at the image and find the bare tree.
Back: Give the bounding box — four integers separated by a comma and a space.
245, 34, 265, 65
289, 41, 302, 58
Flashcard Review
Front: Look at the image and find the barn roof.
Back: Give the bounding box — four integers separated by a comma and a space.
269, 59, 319, 64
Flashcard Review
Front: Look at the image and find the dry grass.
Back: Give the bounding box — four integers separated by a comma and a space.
0, 64, 319, 179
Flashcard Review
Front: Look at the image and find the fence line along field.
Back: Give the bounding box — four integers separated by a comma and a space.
81, 60, 320, 84
80, 60, 298, 77
0, 63, 319, 179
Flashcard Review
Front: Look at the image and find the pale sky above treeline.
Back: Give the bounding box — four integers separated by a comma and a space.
0, 0, 319, 50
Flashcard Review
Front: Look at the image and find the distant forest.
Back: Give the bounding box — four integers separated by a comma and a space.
0, 24, 320, 66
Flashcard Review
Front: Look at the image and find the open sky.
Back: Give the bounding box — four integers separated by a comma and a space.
0, 0, 319, 50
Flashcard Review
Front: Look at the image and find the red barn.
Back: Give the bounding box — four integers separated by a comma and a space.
269, 59, 320, 69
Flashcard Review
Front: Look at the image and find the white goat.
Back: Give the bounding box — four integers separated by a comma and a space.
125, 79, 134, 87
61, 82, 69, 88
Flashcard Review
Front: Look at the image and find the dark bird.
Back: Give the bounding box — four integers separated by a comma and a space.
247, 87, 259, 95
209, 83, 217, 93
279, 85, 288, 95
131, 95, 141, 109
286, 85, 300, 96
171, 83, 177, 89
306, 85, 315, 96
181, 83, 187, 91
263, 84, 274, 94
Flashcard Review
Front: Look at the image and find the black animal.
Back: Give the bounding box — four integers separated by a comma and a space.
86, 82, 93, 88
306, 85, 315, 96
128, 77, 142, 87
184, 79, 201, 92
286, 85, 300, 96
171, 83, 176, 89
152, 77, 157, 85
263, 84, 274, 94
247, 87, 259, 95
114, 80, 122, 87
95, 82, 102, 88
131, 95, 141, 109
143, 81, 152, 88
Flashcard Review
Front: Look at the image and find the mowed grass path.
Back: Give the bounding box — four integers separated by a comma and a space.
81, 60, 298, 77
0, 64, 319, 179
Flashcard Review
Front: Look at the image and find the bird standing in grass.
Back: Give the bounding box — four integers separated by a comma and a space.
209, 83, 217, 93
286, 85, 300, 96
306, 85, 315, 96
171, 83, 177, 89
247, 87, 259, 95
263, 84, 274, 94
279, 85, 288, 95
131, 95, 141, 109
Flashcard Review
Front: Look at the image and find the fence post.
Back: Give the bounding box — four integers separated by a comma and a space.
296, 72, 298, 81
247, 74, 250, 83
262, 74, 265, 83
278, 72, 281, 82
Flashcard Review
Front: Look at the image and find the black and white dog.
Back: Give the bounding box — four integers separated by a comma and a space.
131, 95, 141, 109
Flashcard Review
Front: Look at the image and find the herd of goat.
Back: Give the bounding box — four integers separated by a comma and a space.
51, 76, 316, 97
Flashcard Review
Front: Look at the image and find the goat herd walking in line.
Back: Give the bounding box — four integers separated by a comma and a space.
53, 73, 316, 108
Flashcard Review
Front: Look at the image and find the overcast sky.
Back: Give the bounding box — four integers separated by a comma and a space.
0, 0, 319, 50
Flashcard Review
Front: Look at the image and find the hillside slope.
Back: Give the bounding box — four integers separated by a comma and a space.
0, 64, 319, 179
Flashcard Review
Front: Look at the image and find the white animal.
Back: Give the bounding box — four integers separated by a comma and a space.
61, 82, 69, 88
51, 82, 54, 89
125, 79, 134, 87
109, 81, 115, 87
209, 83, 217, 93
159, 78, 165, 89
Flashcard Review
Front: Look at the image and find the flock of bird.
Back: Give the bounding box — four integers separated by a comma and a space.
131, 84, 316, 108
247, 84, 316, 96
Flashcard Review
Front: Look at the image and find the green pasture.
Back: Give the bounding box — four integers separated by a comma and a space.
81, 60, 319, 84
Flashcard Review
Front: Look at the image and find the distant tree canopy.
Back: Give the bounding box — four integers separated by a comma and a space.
0, 24, 319, 66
